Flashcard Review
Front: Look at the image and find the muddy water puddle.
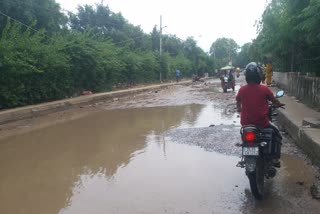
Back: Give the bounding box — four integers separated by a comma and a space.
59, 142, 247, 214
177, 103, 240, 128
0, 104, 319, 214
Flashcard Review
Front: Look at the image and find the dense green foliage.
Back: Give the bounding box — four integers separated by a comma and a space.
210, 38, 239, 69
0, 1, 214, 109
236, 0, 320, 75
0, 0, 67, 32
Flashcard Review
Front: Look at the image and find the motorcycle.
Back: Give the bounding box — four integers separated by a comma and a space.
219, 67, 236, 93
221, 77, 235, 93
220, 74, 235, 93
236, 90, 285, 200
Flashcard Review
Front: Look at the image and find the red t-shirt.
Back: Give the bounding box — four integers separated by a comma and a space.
236, 83, 275, 128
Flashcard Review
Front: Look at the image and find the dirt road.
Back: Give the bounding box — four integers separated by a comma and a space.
0, 76, 319, 214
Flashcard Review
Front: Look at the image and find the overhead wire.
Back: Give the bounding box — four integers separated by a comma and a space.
0, 8, 153, 46
2, 1, 128, 28
0, 10, 39, 34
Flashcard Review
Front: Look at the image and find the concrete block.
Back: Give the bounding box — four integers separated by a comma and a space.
299, 128, 320, 166
303, 117, 320, 128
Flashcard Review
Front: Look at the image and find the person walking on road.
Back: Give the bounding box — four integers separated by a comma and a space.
175, 69, 181, 82
265, 61, 273, 85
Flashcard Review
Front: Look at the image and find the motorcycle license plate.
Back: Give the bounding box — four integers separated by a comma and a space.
242, 147, 259, 156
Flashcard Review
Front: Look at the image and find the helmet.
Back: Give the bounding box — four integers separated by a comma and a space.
245, 62, 263, 84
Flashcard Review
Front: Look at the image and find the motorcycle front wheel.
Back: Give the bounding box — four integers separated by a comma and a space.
247, 157, 264, 200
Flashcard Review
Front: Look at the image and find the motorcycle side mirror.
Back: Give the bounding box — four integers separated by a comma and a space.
276, 90, 285, 98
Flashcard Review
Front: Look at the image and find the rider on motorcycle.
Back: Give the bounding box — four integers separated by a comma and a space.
236, 62, 285, 166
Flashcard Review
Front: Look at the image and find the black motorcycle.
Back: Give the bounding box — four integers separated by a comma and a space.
236, 90, 285, 200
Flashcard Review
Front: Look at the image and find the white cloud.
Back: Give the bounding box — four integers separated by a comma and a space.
56, 0, 267, 51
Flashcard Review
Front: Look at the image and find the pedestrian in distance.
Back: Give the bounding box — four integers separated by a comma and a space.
265, 60, 273, 86
175, 69, 181, 82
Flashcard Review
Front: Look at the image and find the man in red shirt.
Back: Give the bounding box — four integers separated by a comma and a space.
236, 62, 284, 166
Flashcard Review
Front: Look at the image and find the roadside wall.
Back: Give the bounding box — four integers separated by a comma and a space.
273, 72, 320, 109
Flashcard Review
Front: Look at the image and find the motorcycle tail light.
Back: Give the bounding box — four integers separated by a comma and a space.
243, 131, 256, 142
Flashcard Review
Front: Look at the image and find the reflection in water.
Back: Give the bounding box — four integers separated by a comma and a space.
178, 103, 240, 128
0, 105, 203, 214
60, 140, 247, 214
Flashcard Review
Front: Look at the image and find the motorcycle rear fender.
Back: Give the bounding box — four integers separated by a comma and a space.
245, 156, 257, 173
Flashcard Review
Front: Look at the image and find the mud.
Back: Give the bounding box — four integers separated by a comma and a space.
0, 79, 234, 140
0, 76, 319, 214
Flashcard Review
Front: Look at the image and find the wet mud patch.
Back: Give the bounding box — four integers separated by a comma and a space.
166, 125, 241, 156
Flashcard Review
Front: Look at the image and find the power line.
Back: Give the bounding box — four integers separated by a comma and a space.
0, 1, 178, 48
0, 9, 151, 47
0, 10, 39, 34
2, 1, 124, 28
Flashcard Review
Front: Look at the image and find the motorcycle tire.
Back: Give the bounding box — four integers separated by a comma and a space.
247, 157, 264, 200
232, 86, 235, 91
223, 87, 227, 93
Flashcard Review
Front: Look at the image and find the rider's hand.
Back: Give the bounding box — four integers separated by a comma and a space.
272, 98, 285, 108
275, 103, 285, 108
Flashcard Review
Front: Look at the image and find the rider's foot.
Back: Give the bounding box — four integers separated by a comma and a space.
236, 161, 245, 168
272, 159, 281, 168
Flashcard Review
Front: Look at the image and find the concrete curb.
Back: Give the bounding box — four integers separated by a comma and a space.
0, 81, 193, 125
299, 129, 320, 165
276, 98, 320, 166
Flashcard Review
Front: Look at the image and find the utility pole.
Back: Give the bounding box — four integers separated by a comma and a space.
159, 15, 167, 83
159, 15, 162, 82
212, 48, 216, 77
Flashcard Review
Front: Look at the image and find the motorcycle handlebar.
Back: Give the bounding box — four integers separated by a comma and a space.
269, 104, 286, 109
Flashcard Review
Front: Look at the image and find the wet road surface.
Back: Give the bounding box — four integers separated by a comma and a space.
0, 77, 319, 214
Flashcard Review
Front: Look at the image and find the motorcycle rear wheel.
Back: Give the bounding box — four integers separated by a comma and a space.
248, 158, 264, 200
223, 87, 227, 93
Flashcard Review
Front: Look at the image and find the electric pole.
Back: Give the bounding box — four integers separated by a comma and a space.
159, 15, 167, 83
159, 15, 162, 82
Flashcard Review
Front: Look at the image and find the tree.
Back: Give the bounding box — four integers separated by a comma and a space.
235, 43, 252, 68
0, 1, 219, 109
151, 26, 160, 52
183, 37, 206, 75
0, 21, 70, 108
252, 0, 320, 74
209, 38, 239, 69
0, 0, 67, 33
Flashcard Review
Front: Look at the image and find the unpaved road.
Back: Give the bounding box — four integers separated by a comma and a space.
0, 76, 319, 214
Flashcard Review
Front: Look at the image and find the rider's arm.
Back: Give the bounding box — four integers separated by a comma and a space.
236, 99, 241, 112
236, 89, 242, 112
270, 97, 285, 108
266, 88, 284, 108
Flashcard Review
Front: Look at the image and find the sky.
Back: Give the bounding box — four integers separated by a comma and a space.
56, 0, 268, 52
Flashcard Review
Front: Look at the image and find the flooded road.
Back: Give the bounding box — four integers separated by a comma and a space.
0, 78, 319, 214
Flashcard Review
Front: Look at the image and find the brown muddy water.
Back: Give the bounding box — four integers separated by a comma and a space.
0, 103, 319, 214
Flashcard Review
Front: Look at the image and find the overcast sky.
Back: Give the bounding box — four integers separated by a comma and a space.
56, 0, 268, 52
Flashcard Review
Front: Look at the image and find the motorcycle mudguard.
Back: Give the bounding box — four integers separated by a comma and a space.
245, 156, 257, 173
